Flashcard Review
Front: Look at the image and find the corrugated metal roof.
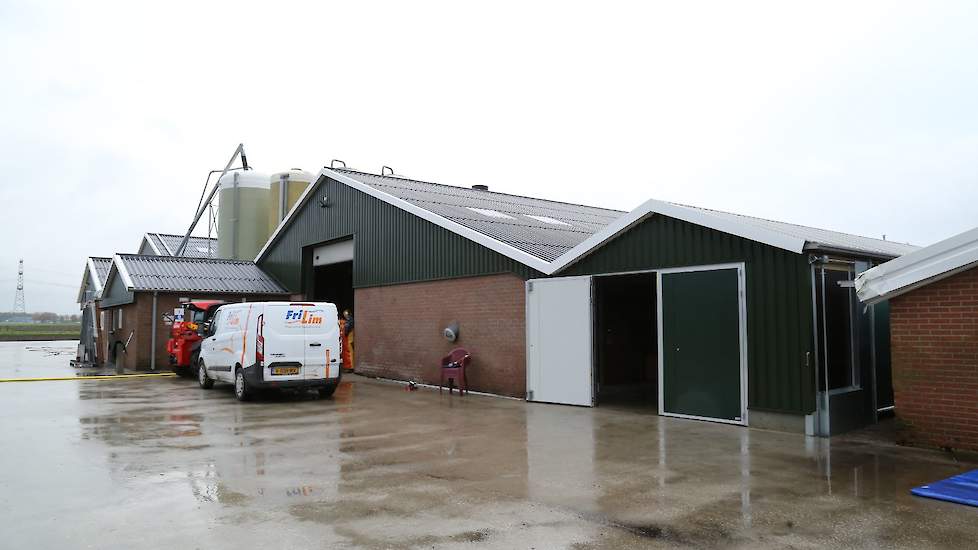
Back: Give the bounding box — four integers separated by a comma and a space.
260, 167, 917, 273
90, 257, 113, 287
335, 169, 915, 265
677, 204, 919, 258
115, 254, 287, 294
78, 256, 114, 303
145, 233, 219, 258
333, 169, 624, 262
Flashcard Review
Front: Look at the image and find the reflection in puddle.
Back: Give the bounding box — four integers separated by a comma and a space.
24, 345, 75, 357
44, 373, 978, 549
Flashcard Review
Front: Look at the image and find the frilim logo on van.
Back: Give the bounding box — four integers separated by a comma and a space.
285, 309, 323, 325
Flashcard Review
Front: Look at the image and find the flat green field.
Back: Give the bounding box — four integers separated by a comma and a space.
0, 323, 81, 341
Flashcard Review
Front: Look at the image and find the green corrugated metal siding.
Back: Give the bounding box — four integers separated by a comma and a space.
560, 215, 815, 414
259, 177, 541, 291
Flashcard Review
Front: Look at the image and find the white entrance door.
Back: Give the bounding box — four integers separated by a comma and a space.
525, 276, 593, 406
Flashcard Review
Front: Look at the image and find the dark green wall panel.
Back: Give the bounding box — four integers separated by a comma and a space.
560, 215, 815, 414
259, 177, 541, 292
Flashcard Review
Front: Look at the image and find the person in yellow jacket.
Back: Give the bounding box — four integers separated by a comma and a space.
336, 314, 349, 372
341, 309, 354, 370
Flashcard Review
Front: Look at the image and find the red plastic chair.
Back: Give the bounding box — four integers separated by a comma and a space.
440, 348, 471, 395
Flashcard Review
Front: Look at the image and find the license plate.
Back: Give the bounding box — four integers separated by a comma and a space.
271, 367, 300, 376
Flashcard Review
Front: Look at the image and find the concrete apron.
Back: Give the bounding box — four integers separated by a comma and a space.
1, 373, 976, 549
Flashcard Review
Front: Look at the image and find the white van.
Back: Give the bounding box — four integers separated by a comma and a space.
196, 301, 342, 401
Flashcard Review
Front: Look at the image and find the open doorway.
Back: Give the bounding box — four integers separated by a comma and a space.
312, 261, 354, 314
593, 273, 657, 408
813, 261, 887, 435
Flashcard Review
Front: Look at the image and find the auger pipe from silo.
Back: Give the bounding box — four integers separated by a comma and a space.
175, 143, 249, 257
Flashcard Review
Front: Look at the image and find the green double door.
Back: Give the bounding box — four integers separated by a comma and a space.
660, 266, 745, 423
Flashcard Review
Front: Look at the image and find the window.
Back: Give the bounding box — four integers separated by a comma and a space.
210, 311, 223, 335
465, 207, 515, 220
525, 214, 571, 226
114, 309, 123, 331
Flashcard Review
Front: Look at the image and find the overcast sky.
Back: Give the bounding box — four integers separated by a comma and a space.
2, 1, 976, 313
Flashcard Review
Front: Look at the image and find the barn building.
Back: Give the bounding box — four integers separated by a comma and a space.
856, 226, 978, 451
76, 256, 113, 365
257, 167, 915, 435
98, 254, 289, 371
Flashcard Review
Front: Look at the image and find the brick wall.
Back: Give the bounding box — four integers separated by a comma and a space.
99, 293, 286, 371
890, 266, 978, 452
355, 273, 526, 397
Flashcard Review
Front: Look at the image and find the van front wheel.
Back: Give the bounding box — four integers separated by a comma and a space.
197, 360, 214, 389
234, 368, 251, 401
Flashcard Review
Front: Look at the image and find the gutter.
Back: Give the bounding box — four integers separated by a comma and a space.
803, 243, 903, 263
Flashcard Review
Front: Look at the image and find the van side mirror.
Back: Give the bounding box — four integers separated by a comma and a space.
201, 321, 213, 336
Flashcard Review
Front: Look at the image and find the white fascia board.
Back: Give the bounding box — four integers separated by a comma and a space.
855, 225, 978, 304
113, 254, 137, 291
87, 257, 105, 294
77, 257, 109, 303
548, 198, 807, 274
76, 266, 91, 304
141, 234, 163, 255
156, 233, 175, 255
546, 200, 659, 273
256, 168, 554, 273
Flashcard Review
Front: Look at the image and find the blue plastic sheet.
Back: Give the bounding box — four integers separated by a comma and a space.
911, 469, 978, 507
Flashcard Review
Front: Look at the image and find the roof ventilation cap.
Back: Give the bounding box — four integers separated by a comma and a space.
472, 184, 489, 191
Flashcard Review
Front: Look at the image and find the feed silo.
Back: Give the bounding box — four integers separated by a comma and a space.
269, 169, 314, 232
217, 170, 270, 260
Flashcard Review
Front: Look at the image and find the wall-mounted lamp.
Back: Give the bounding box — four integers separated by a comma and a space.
444, 321, 460, 342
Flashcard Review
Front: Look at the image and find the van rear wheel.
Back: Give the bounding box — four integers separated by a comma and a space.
197, 360, 214, 389
234, 368, 250, 401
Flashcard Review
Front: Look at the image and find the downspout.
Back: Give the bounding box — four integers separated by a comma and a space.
808, 257, 824, 437
819, 265, 831, 435
151, 291, 158, 371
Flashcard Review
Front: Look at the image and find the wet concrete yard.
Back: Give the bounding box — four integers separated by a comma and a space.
1, 342, 976, 549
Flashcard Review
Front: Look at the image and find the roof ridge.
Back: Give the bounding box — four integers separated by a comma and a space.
335, 168, 626, 215
155, 232, 217, 240
670, 202, 916, 248
117, 253, 255, 264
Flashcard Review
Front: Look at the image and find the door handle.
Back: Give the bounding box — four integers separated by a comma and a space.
309, 343, 322, 347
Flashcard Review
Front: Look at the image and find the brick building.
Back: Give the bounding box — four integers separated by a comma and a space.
98, 254, 289, 371
856, 226, 978, 452
356, 273, 527, 397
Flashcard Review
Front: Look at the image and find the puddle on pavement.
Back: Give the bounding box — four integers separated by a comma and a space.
6, 370, 978, 549
0, 340, 96, 378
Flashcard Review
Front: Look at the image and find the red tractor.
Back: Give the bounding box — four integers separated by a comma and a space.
167, 300, 224, 377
